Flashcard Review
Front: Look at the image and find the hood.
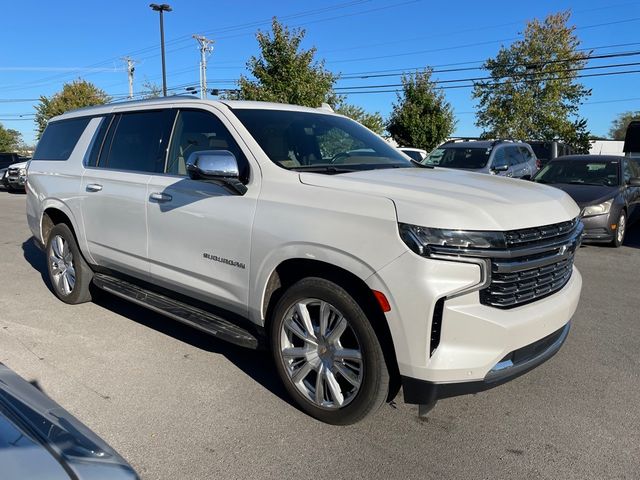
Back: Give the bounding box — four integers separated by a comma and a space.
9, 161, 28, 169
541, 183, 620, 208
299, 168, 580, 231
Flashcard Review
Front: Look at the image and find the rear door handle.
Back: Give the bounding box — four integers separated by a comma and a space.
149, 192, 172, 203
86, 183, 103, 192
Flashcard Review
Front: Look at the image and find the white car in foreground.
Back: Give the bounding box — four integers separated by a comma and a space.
26, 98, 582, 424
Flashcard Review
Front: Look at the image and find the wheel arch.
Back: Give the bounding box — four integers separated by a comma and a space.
262, 257, 401, 401
40, 201, 85, 257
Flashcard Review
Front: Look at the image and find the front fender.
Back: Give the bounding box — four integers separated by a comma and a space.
250, 243, 383, 325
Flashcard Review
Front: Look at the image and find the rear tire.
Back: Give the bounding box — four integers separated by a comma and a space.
46, 224, 93, 304
611, 211, 626, 248
270, 277, 389, 425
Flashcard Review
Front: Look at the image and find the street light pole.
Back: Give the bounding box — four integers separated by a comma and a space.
150, 3, 172, 97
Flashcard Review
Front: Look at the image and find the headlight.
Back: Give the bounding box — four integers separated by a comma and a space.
19, 168, 27, 176
399, 223, 505, 256
582, 199, 612, 218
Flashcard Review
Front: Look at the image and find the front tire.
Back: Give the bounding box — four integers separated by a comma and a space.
611, 211, 626, 248
270, 277, 389, 425
46, 224, 93, 304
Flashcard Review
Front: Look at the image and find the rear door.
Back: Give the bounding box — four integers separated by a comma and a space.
80, 109, 174, 279
622, 158, 640, 220
145, 107, 259, 316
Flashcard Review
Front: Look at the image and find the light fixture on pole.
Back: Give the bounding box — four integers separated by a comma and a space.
149, 3, 172, 97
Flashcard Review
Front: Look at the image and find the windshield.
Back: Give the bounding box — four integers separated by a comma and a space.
402, 150, 424, 162
232, 109, 412, 173
534, 160, 620, 187
424, 147, 491, 169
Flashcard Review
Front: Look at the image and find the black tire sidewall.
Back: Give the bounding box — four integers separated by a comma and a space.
270, 277, 388, 425
46, 224, 91, 304
613, 211, 626, 247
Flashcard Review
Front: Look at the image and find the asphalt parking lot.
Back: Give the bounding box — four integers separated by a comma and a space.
0, 189, 639, 480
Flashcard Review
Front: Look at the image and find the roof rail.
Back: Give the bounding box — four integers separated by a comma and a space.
441, 137, 479, 145
107, 94, 199, 106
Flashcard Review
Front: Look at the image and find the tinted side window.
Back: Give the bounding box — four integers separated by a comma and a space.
33, 117, 91, 161
492, 148, 507, 168
519, 146, 533, 163
505, 147, 523, 166
103, 110, 172, 173
622, 159, 633, 184
629, 158, 640, 177
85, 116, 111, 167
166, 109, 249, 181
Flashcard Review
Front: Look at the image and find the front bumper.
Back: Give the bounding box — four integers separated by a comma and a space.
402, 322, 570, 404
581, 212, 615, 242
367, 249, 581, 381
4, 173, 26, 188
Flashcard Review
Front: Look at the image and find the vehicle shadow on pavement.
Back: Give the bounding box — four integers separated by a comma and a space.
22, 237, 53, 292
21, 236, 293, 408
92, 292, 293, 406
624, 223, 640, 248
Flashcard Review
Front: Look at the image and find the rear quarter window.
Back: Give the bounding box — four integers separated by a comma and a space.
33, 117, 91, 161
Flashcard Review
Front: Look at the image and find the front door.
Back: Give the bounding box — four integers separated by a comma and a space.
146, 108, 259, 316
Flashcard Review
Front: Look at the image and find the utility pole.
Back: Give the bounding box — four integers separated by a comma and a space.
193, 34, 214, 99
123, 57, 136, 99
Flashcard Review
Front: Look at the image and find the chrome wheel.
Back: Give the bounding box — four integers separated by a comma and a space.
617, 213, 626, 244
49, 235, 76, 296
279, 299, 363, 410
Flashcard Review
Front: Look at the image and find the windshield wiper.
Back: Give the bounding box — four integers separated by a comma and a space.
290, 165, 359, 174
410, 159, 434, 169
566, 181, 608, 186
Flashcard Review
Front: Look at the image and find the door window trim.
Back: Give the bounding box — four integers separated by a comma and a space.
87, 109, 175, 174
162, 108, 251, 183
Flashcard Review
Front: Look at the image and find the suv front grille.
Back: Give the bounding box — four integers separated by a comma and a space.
504, 218, 580, 248
480, 219, 582, 309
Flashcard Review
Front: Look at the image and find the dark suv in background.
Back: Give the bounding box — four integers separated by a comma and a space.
424, 139, 538, 179
528, 141, 573, 168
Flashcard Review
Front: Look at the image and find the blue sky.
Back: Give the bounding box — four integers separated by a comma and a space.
1, 0, 640, 145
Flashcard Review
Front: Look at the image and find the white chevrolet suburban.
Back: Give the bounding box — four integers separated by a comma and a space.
26, 98, 583, 425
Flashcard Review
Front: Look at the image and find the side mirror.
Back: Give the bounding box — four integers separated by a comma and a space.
628, 177, 640, 187
186, 150, 247, 195
492, 164, 509, 172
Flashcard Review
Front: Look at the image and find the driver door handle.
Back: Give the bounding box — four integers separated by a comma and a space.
86, 183, 103, 192
150, 192, 172, 203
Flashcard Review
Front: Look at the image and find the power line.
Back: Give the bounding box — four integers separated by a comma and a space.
327, 17, 640, 65
338, 68, 640, 94
338, 48, 640, 80
0, 0, 373, 92
335, 59, 640, 90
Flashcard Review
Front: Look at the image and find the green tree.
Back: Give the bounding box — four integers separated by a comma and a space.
387, 69, 456, 150
236, 18, 337, 107
335, 103, 385, 135
609, 111, 640, 140
0, 124, 23, 152
141, 79, 162, 99
35, 79, 110, 138
473, 11, 592, 152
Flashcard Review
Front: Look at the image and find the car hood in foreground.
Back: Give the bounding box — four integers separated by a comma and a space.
536, 183, 620, 207
0, 363, 138, 480
299, 167, 580, 231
